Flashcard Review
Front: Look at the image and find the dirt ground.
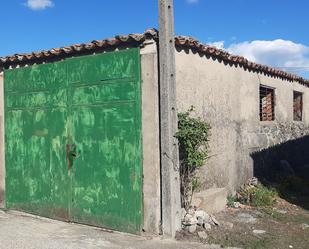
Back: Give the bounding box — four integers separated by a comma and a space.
176, 197, 309, 249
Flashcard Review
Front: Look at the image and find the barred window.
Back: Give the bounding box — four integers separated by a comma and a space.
260, 85, 275, 121
293, 91, 303, 121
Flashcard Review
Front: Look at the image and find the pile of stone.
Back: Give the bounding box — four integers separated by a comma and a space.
181, 208, 220, 233
247, 177, 258, 187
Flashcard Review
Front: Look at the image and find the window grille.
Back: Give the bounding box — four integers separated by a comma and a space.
293, 91, 303, 121
260, 86, 275, 121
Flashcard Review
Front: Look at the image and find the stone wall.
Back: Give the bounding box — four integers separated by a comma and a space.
259, 122, 309, 148
253, 122, 309, 182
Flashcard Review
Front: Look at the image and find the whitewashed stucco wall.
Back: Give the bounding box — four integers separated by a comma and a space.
175, 48, 309, 193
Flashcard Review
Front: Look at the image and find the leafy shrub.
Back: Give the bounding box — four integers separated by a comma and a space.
237, 184, 277, 207
175, 106, 211, 210
227, 195, 237, 207
250, 185, 277, 207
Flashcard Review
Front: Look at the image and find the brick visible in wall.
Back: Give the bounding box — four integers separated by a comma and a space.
293, 91, 303, 122
260, 85, 275, 121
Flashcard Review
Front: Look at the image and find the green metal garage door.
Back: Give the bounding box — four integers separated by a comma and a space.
4, 48, 142, 233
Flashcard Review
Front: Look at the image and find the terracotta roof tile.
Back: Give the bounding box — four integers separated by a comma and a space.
1, 28, 308, 86
174, 35, 309, 86
0, 29, 158, 67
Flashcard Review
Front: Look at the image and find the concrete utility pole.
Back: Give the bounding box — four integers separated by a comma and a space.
158, 0, 181, 237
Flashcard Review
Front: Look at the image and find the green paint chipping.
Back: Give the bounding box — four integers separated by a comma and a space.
4, 48, 143, 234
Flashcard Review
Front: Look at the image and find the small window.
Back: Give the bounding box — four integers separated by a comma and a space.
260, 85, 275, 121
293, 91, 303, 121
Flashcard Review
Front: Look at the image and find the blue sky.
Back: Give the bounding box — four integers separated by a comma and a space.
1, 0, 309, 78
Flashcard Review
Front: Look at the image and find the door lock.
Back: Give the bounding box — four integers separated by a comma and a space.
66, 143, 79, 170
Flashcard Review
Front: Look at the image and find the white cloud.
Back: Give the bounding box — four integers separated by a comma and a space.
208, 41, 225, 49
209, 39, 309, 74
186, 0, 199, 4
25, 0, 54, 10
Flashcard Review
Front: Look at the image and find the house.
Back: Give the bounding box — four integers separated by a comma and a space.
0, 29, 308, 236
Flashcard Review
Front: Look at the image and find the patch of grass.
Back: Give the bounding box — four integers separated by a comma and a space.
250, 185, 277, 207
208, 232, 276, 249
245, 237, 275, 249
227, 195, 237, 207
261, 208, 309, 224
280, 213, 308, 224
261, 208, 283, 220
238, 184, 277, 207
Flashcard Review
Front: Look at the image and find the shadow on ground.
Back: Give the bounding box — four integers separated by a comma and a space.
251, 135, 309, 210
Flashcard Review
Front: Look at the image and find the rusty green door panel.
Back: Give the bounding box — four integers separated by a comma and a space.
67, 48, 142, 233
4, 62, 70, 220
4, 48, 143, 233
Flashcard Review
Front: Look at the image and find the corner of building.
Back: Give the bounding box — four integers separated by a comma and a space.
140, 40, 161, 234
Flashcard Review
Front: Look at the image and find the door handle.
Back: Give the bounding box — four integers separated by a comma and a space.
70, 144, 80, 158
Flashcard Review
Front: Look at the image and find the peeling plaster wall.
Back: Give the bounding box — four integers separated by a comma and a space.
175, 49, 309, 194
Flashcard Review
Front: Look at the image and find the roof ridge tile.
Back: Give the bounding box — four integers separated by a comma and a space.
1, 28, 308, 86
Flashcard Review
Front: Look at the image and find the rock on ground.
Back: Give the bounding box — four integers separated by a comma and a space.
236, 213, 257, 224
203, 223, 212, 231
253, 229, 266, 234
301, 223, 309, 230
197, 231, 208, 240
